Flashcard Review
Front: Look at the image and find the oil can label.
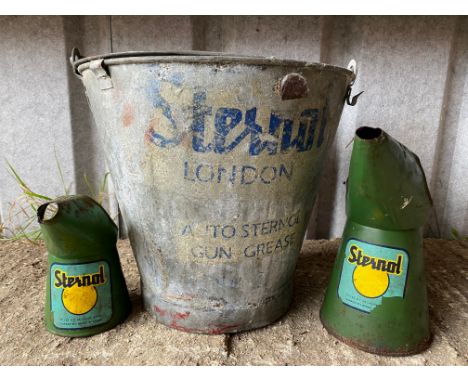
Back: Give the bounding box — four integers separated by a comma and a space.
50, 261, 112, 329
338, 239, 409, 313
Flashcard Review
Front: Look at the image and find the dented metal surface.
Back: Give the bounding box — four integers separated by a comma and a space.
74, 49, 356, 333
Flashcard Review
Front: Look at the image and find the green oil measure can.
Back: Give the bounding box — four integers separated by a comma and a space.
38, 195, 131, 337
320, 126, 432, 356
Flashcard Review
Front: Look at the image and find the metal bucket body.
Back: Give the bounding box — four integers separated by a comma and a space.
75, 51, 354, 333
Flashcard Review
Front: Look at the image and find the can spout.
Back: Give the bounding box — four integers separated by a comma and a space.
355, 126, 382, 140
347, 127, 432, 230
37, 202, 59, 224
38, 195, 117, 257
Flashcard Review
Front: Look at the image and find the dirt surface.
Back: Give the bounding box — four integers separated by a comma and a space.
0, 238, 466, 365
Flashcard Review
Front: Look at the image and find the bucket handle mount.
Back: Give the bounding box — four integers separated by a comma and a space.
346, 59, 363, 106
70, 47, 114, 90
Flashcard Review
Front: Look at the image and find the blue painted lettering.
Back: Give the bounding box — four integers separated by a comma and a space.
146, 89, 329, 155
243, 233, 296, 258
195, 164, 214, 182
281, 109, 319, 152
184, 161, 294, 185
240, 166, 257, 185
214, 108, 243, 153
146, 79, 181, 147
191, 91, 213, 153
191, 246, 232, 260
259, 166, 277, 184
317, 103, 328, 148
247, 108, 278, 156
221, 225, 236, 239
201, 212, 301, 240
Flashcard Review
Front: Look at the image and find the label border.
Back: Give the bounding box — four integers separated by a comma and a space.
336, 237, 411, 314
50, 260, 113, 330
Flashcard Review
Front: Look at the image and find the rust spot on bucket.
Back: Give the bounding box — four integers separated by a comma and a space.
122, 103, 134, 127
144, 120, 156, 144
167, 294, 194, 301
280, 73, 309, 100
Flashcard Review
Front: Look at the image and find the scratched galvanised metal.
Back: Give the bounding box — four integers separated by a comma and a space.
74, 51, 356, 333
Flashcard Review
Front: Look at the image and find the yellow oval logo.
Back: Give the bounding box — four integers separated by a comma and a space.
352, 266, 389, 298
62, 284, 98, 315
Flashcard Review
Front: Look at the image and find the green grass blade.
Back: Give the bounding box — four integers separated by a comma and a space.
54, 146, 69, 196
5, 160, 30, 190
451, 227, 460, 240
6, 160, 52, 200
99, 172, 110, 194
83, 173, 96, 199
23, 189, 52, 201
97, 172, 110, 204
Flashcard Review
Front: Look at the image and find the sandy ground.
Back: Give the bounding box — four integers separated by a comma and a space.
0, 238, 466, 365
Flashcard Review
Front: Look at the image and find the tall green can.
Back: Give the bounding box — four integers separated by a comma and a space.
320, 126, 432, 356
38, 195, 131, 337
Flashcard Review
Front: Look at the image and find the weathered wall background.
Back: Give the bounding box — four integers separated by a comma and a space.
0, 16, 467, 239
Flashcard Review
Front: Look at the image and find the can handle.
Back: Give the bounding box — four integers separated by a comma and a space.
346, 59, 363, 106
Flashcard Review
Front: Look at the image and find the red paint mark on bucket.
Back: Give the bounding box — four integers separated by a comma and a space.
169, 323, 194, 333
122, 103, 134, 127
172, 311, 190, 321
207, 324, 239, 334
168, 311, 192, 332
153, 306, 167, 316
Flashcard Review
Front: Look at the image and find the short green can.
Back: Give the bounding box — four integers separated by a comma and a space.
320, 126, 433, 356
38, 195, 131, 337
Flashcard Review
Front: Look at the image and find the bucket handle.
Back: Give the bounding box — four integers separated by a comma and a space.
346, 59, 363, 106
70, 47, 83, 77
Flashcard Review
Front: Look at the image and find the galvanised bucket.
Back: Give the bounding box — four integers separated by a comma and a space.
71, 49, 359, 333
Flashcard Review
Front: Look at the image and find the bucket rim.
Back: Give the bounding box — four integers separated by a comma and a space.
72, 50, 355, 79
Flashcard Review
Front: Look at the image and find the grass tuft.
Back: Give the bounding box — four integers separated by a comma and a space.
1, 154, 111, 243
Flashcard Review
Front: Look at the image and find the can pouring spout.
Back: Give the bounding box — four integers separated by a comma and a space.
37, 195, 117, 256
348, 126, 432, 230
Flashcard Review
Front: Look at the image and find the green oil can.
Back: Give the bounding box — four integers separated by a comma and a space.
38, 195, 131, 337
320, 126, 432, 356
